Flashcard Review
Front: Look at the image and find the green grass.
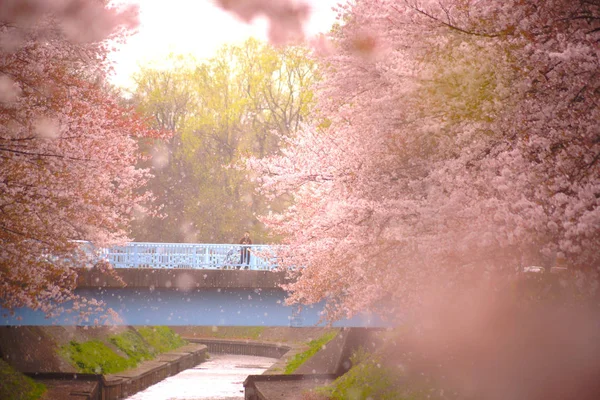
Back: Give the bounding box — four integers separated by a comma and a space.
60, 340, 136, 374
284, 331, 339, 374
109, 330, 155, 363
0, 359, 46, 400
61, 327, 187, 375
315, 348, 411, 400
310, 328, 456, 400
136, 326, 187, 353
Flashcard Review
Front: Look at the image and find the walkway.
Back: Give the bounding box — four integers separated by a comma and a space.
126, 354, 277, 400
81, 241, 281, 270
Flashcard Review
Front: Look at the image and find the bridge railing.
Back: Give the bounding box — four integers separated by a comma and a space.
94, 242, 280, 270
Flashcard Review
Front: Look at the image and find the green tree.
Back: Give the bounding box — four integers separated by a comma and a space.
128, 55, 196, 242
130, 39, 317, 243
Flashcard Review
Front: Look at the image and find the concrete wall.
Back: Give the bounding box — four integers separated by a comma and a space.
76, 268, 287, 290
103, 344, 206, 400
244, 328, 385, 400
26, 344, 207, 400
186, 338, 291, 359
244, 374, 337, 400
297, 327, 384, 376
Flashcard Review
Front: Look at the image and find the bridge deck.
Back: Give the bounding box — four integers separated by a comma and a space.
86, 242, 281, 271
76, 267, 287, 289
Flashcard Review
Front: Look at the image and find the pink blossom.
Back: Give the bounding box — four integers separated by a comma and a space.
250, 0, 600, 321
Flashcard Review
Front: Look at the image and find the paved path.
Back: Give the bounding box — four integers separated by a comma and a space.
125, 354, 277, 400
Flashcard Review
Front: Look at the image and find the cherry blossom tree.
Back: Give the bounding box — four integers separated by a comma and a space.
249, 0, 600, 320
216, 0, 310, 44
0, 1, 161, 316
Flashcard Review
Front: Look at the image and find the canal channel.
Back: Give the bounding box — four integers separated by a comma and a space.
126, 353, 277, 400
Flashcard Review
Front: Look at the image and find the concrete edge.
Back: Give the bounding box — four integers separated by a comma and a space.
243, 374, 337, 400
294, 330, 348, 375
183, 337, 309, 376
184, 337, 292, 358
103, 343, 207, 399
242, 328, 383, 400
26, 344, 208, 400
75, 268, 288, 289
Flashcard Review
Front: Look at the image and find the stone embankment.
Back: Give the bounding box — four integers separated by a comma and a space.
178, 334, 338, 400
26, 344, 206, 400
243, 328, 383, 400
101, 343, 206, 399
1, 325, 379, 400
0, 326, 207, 400
179, 327, 384, 400
185, 337, 292, 359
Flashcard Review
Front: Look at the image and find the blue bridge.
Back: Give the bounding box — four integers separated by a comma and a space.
95, 242, 280, 270
2, 242, 387, 328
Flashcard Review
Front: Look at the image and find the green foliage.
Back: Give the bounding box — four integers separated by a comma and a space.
284, 331, 338, 374
315, 348, 410, 400
0, 359, 46, 400
109, 330, 155, 363
61, 327, 186, 374
136, 326, 187, 353
60, 340, 136, 374
130, 39, 318, 243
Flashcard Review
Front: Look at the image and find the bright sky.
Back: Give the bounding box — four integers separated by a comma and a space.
110, 0, 341, 88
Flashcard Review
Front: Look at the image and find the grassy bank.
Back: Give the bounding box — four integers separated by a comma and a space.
136, 326, 188, 352
0, 359, 45, 400
314, 348, 409, 400
311, 328, 450, 400
60, 326, 187, 374
284, 331, 339, 374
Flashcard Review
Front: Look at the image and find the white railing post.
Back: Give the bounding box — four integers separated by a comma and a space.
133, 244, 139, 268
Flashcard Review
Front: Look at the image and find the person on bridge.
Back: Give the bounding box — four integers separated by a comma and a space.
239, 231, 252, 269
